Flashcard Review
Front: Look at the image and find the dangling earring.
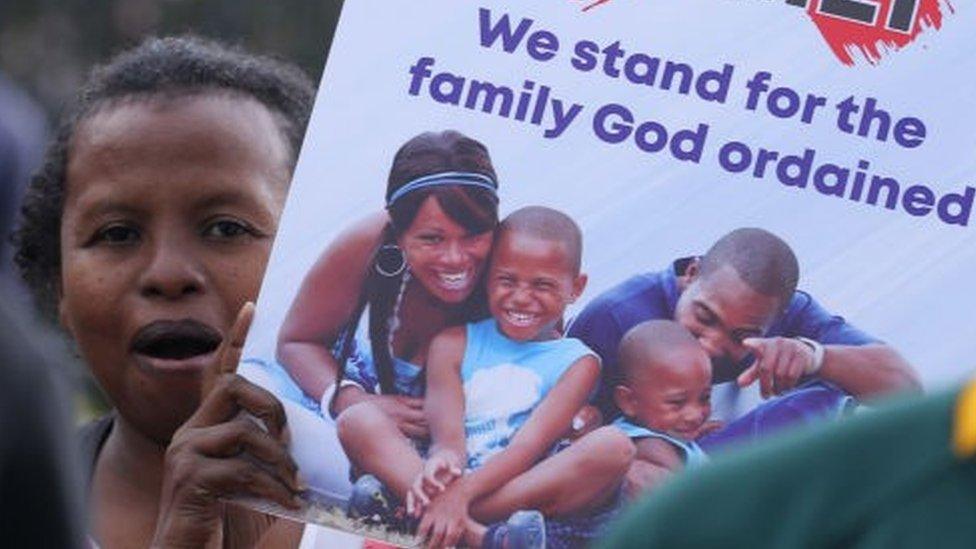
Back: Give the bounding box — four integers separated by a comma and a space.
387, 270, 411, 360
375, 244, 407, 277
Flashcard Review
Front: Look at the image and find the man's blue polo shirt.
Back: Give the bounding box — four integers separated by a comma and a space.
567, 258, 878, 418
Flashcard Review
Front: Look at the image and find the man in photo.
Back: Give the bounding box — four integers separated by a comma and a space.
568, 227, 920, 455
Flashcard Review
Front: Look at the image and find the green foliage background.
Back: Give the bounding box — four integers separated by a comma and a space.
1, 0, 341, 115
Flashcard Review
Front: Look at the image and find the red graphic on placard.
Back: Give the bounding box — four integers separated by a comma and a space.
807, 0, 954, 65
576, 0, 955, 66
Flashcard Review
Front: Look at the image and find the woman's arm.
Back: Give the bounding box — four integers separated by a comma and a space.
275, 212, 387, 403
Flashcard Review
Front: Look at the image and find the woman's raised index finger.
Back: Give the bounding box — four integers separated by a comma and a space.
202, 302, 255, 398
189, 375, 289, 440
222, 302, 256, 374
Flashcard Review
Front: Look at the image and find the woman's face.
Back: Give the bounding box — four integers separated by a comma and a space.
397, 195, 494, 305
59, 93, 291, 442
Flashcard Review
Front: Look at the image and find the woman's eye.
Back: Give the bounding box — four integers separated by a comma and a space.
93, 224, 139, 245
203, 219, 252, 239
466, 231, 492, 244
420, 234, 444, 244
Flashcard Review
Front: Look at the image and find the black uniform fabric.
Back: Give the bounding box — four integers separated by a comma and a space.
0, 301, 85, 548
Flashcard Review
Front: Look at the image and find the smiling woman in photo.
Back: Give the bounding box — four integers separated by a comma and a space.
276, 130, 500, 430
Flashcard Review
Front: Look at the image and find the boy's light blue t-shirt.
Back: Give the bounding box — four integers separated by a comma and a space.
612, 417, 709, 468
461, 318, 598, 470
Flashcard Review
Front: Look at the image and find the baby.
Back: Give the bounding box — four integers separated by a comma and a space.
612, 320, 712, 499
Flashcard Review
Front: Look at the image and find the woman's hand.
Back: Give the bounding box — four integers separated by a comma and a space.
416, 481, 472, 549
407, 451, 464, 518
152, 303, 303, 548
372, 394, 429, 439
336, 385, 429, 439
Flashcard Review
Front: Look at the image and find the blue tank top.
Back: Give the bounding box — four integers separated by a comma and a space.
341, 338, 425, 398
461, 318, 597, 470
613, 417, 709, 468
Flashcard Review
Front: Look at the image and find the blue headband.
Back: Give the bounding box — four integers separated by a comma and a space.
386, 171, 497, 207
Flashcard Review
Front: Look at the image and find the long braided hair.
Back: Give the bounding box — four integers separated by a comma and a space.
329, 131, 499, 413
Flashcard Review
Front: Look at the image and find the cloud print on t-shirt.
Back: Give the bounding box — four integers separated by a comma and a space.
464, 363, 542, 420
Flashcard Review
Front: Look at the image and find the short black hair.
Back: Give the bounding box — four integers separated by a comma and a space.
618, 319, 703, 387
13, 35, 315, 321
497, 205, 583, 274
699, 227, 799, 307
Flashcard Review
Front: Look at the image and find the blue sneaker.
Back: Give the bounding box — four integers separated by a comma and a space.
484, 510, 546, 549
346, 474, 396, 524
347, 474, 417, 533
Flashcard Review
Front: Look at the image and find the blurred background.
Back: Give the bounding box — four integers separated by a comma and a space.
0, 0, 343, 418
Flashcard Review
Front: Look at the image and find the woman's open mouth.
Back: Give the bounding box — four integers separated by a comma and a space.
130, 319, 222, 373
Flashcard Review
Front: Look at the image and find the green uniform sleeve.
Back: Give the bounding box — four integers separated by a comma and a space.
600, 389, 970, 549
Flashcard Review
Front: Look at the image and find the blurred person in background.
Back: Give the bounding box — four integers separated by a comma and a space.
0, 298, 87, 547
0, 70, 84, 549
0, 71, 47, 296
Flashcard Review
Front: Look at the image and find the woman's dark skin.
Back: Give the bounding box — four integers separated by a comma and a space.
154, 304, 301, 548
277, 201, 494, 437
60, 94, 302, 548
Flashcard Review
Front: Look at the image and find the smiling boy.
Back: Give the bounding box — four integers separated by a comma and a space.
568, 227, 920, 449
417, 205, 633, 548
